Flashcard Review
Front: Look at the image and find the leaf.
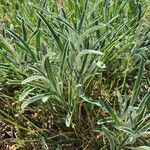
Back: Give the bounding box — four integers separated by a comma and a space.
135, 90, 150, 126
65, 107, 74, 127
29, 65, 46, 77
96, 61, 106, 68
21, 94, 50, 109
102, 126, 116, 150
42, 96, 49, 103
97, 117, 113, 125
129, 146, 150, 150
0, 35, 20, 63
21, 18, 27, 41
36, 29, 41, 60
19, 87, 34, 102
37, 13, 64, 52
118, 126, 134, 135
35, 0, 46, 60
56, 16, 76, 32
75, 49, 103, 65
140, 124, 150, 133
80, 24, 107, 39
77, 0, 89, 33
138, 89, 150, 111
81, 95, 101, 107
21, 76, 49, 84
42, 137, 49, 150
5, 29, 37, 61
55, 145, 63, 150
60, 41, 69, 76
44, 57, 57, 92
138, 146, 150, 150
130, 56, 145, 106
99, 98, 123, 126
87, 0, 103, 18
27, 29, 39, 43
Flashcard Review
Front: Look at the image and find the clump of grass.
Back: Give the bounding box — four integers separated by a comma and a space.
0, 0, 150, 149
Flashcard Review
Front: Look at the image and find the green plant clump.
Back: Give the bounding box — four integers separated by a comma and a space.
0, 0, 150, 149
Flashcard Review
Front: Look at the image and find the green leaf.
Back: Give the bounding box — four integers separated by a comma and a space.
44, 57, 57, 92
21, 76, 49, 84
65, 106, 74, 127
135, 90, 150, 126
81, 95, 101, 107
5, 29, 37, 62
96, 61, 106, 68
19, 87, 34, 102
138, 89, 150, 111
75, 49, 103, 64
97, 117, 113, 125
99, 98, 123, 126
140, 124, 150, 133
77, 0, 89, 33
36, 29, 42, 60
21, 94, 50, 109
129, 146, 150, 150
37, 13, 64, 52
55, 145, 63, 150
60, 41, 69, 76
0, 35, 20, 63
56, 16, 76, 32
102, 126, 117, 150
21, 18, 27, 41
42, 96, 49, 103
80, 24, 106, 40
118, 126, 134, 135
130, 56, 145, 106
87, 0, 103, 18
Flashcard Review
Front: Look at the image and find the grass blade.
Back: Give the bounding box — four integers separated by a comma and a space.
5, 28, 37, 62
130, 56, 145, 106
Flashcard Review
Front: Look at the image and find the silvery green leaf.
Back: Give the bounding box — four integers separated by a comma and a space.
96, 61, 106, 68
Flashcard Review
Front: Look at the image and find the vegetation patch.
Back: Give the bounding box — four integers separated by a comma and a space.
0, 0, 150, 149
